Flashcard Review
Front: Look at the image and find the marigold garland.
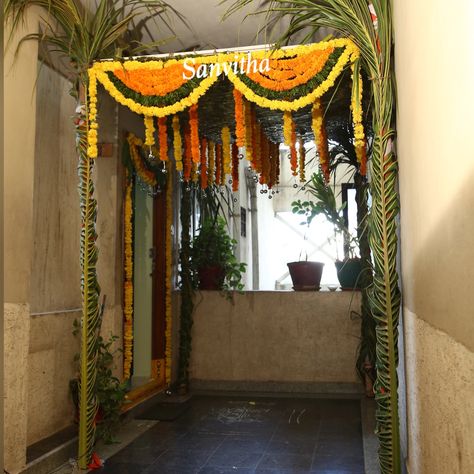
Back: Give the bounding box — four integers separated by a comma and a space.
200, 137, 208, 190
253, 117, 262, 173
233, 88, 245, 147
191, 160, 199, 183
290, 121, 298, 177
87, 72, 98, 158
158, 116, 168, 161
351, 61, 367, 176
164, 162, 173, 385
183, 127, 192, 182
283, 111, 293, 146
269, 142, 279, 188
215, 143, 222, 185
231, 143, 239, 192
312, 100, 331, 182
123, 170, 133, 380
144, 115, 155, 146
243, 99, 254, 164
127, 134, 157, 186
208, 141, 216, 186
189, 104, 200, 163
221, 126, 232, 176
172, 115, 183, 172
298, 137, 306, 183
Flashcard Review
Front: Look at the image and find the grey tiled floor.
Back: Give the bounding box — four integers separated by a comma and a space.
97, 396, 365, 474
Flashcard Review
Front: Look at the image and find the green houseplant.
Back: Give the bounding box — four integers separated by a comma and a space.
190, 217, 246, 291
292, 171, 362, 290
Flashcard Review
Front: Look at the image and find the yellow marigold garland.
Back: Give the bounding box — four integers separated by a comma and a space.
123, 170, 133, 380
283, 111, 293, 146
312, 100, 331, 182
222, 126, 232, 176
200, 137, 208, 190
158, 116, 168, 161
87, 73, 99, 158
144, 115, 155, 146
164, 161, 173, 385
208, 141, 215, 186
172, 115, 183, 172
244, 100, 254, 164
298, 137, 306, 183
351, 61, 368, 176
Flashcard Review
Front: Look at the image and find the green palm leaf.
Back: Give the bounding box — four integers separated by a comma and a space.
225, 1, 401, 472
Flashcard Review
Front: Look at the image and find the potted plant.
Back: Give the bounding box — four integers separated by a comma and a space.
190, 217, 246, 291
292, 171, 362, 290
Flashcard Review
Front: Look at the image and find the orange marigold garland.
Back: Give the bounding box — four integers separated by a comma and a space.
208, 141, 215, 186
222, 126, 232, 176
231, 143, 239, 192
298, 137, 306, 183
183, 127, 192, 182
244, 99, 254, 164
189, 103, 200, 163
127, 134, 157, 186
215, 143, 222, 185
158, 116, 168, 161
200, 137, 208, 190
144, 115, 155, 146
283, 111, 293, 146
311, 100, 330, 182
233, 88, 245, 147
172, 114, 183, 172
191, 161, 199, 183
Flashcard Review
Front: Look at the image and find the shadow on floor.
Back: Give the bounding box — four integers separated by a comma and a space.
95, 395, 365, 474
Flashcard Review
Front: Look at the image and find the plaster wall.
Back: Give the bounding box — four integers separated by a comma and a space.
190, 291, 361, 386
394, 0, 474, 471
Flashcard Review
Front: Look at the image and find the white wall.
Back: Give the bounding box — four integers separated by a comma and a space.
394, 1, 474, 472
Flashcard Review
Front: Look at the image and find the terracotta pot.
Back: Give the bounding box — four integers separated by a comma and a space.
198, 265, 226, 290
335, 258, 363, 290
287, 261, 324, 291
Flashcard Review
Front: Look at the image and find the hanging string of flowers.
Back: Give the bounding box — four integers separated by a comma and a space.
244, 99, 254, 165
122, 169, 133, 380
298, 137, 306, 183
221, 126, 232, 177
172, 115, 183, 172
290, 121, 298, 177
311, 99, 331, 182
215, 143, 223, 185
191, 161, 199, 183
208, 141, 215, 186
87, 74, 98, 159
351, 61, 368, 176
260, 132, 270, 185
189, 104, 200, 164
200, 137, 208, 190
144, 115, 155, 146
283, 111, 293, 146
253, 117, 262, 173
231, 143, 239, 192
183, 127, 192, 182
269, 141, 279, 188
126, 134, 157, 186
233, 89, 245, 147
164, 161, 173, 386
158, 116, 168, 161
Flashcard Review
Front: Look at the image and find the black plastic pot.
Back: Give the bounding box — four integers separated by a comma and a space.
287, 261, 324, 291
335, 258, 363, 290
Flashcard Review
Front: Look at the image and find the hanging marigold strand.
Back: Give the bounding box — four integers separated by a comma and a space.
215, 143, 222, 185
312, 100, 330, 182
269, 142, 279, 188
144, 115, 155, 146
260, 133, 270, 185
208, 141, 215, 186
191, 161, 199, 183
164, 160, 173, 385
172, 115, 183, 172
254, 118, 262, 173
87, 75, 98, 158
200, 137, 208, 190
231, 143, 239, 192
233, 88, 245, 147
189, 103, 200, 163
222, 126, 232, 176
298, 137, 306, 183
244, 99, 254, 164
283, 111, 293, 146
290, 120, 298, 176
158, 116, 168, 161
351, 63, 367, 176
183, 127, 192, 182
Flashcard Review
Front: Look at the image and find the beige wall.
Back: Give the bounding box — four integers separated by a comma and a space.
190, 291, 362, 389
394, 0, 474, 472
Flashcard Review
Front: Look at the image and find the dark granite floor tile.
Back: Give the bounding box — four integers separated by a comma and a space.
143, 448, 212, 473
109, 445, 167, 465
314, 439, 363, 459
256, 452, 313, 470
205, 446, 263, 469
311, 454, 364, 471
218, 435, 270, 452
265, 437, 316, 455
162, 432, 225, 452
97, 460, 147, 473
199, 468, 256, 474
